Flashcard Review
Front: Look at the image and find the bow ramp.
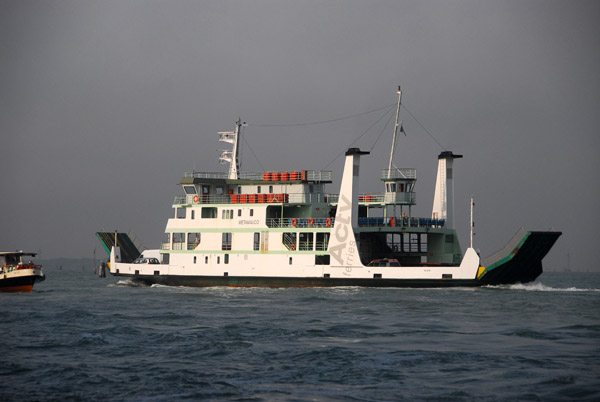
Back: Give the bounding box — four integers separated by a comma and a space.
96, 232, 141, 263
478, 230, 562, 285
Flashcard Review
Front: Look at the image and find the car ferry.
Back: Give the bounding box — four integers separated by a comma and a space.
0, 251, 45, 292
100, 89, 560, 287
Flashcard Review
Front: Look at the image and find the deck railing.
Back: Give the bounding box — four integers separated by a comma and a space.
358, 217, 445, 228
183, 170, 332, 182
267, 218, 335, 229
381, 168, 417, 180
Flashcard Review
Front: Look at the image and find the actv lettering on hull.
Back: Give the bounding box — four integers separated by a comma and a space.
328, 148, 369, 274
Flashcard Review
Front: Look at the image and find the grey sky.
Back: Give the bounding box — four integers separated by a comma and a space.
1, 0, 598, 271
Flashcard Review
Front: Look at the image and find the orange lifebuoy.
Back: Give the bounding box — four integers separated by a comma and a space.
326, 218, 332, 227
193, 195, 199, 203
308, 218, 314, 226
290, 243, 296, 251
291, 218, 297, 227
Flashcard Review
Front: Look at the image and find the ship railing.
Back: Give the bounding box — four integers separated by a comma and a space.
381, 168, 417, 180
357, 217, 445, 228
315, 242, 328, 251
183, 170, 332, 182
171, 242, 185, 250
481, 227, 527, 267
267, 218, 335, 229
325, 193, 416, 205
358, 192, 416, 204
174, 192, 333, 206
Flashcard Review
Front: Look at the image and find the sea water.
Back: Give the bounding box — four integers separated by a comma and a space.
1, 264, 599, 401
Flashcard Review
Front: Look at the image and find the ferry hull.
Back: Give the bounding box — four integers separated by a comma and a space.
118, 273, 483, 288
0, 271, 45, 293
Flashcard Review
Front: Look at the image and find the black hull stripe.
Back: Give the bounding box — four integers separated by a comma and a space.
0, 274, 45, 289
118, 274, 482, 288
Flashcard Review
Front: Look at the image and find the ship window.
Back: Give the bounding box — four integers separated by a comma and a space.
202, 185, 210, 194
315, 255, 330, 265
216, 186, 224, 195
184, 185, 197, 195
309, 184, 314, 193
238, 209, 241, 217
250, 209, 254, 217
222, 233, 232, 250
162, 254, 170, 264
205, 256, 208, 264
188, 233, 201, 250
191, 210, 195, 219
316, 233, 330, 251
269, 185, 273, 194
257, 186, 261, 193
299, 232, 313, 250
224, 254, 229, 264
283, 232, 297, 251
177, 208, 186, 219
222, 209, 233, 219
172, 233, 185, 250
237, 186, 242, 194
289, 257, 292, 265
217, 256, 220, 264
253, 233, 260, 250
193, 256, 197, 264
201, 207, 217, 218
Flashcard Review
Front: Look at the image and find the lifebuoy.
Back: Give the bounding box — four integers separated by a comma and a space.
326, 218, 332, 227
291, 218, 297, 227
290, 243, 296, 251
193, 195, 199, 203
308, 218, 314, 226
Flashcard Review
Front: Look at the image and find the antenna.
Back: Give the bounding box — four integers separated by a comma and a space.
218, 119, 242, 179
470, 195, 475, 248
387, 86, 403, 178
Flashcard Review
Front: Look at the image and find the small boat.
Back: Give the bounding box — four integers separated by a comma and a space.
98, 88, 561, 287
0, 251, 45, 292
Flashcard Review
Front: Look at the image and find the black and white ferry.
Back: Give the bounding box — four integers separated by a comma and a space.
100, 89, 560, 287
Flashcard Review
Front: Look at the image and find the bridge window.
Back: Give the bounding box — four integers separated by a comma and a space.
184, 186, 196, 195
176, 208, 186, 219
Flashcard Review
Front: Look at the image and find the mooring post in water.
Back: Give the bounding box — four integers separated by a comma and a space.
98, 260, 106, 278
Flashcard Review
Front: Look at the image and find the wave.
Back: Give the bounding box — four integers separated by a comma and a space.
490, 282, 600, 292
107, 279, 149, 288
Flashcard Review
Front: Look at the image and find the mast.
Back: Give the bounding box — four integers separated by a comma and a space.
470, 195, 474, 248
219, 119, 242, 180
387, 86, 403, 178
